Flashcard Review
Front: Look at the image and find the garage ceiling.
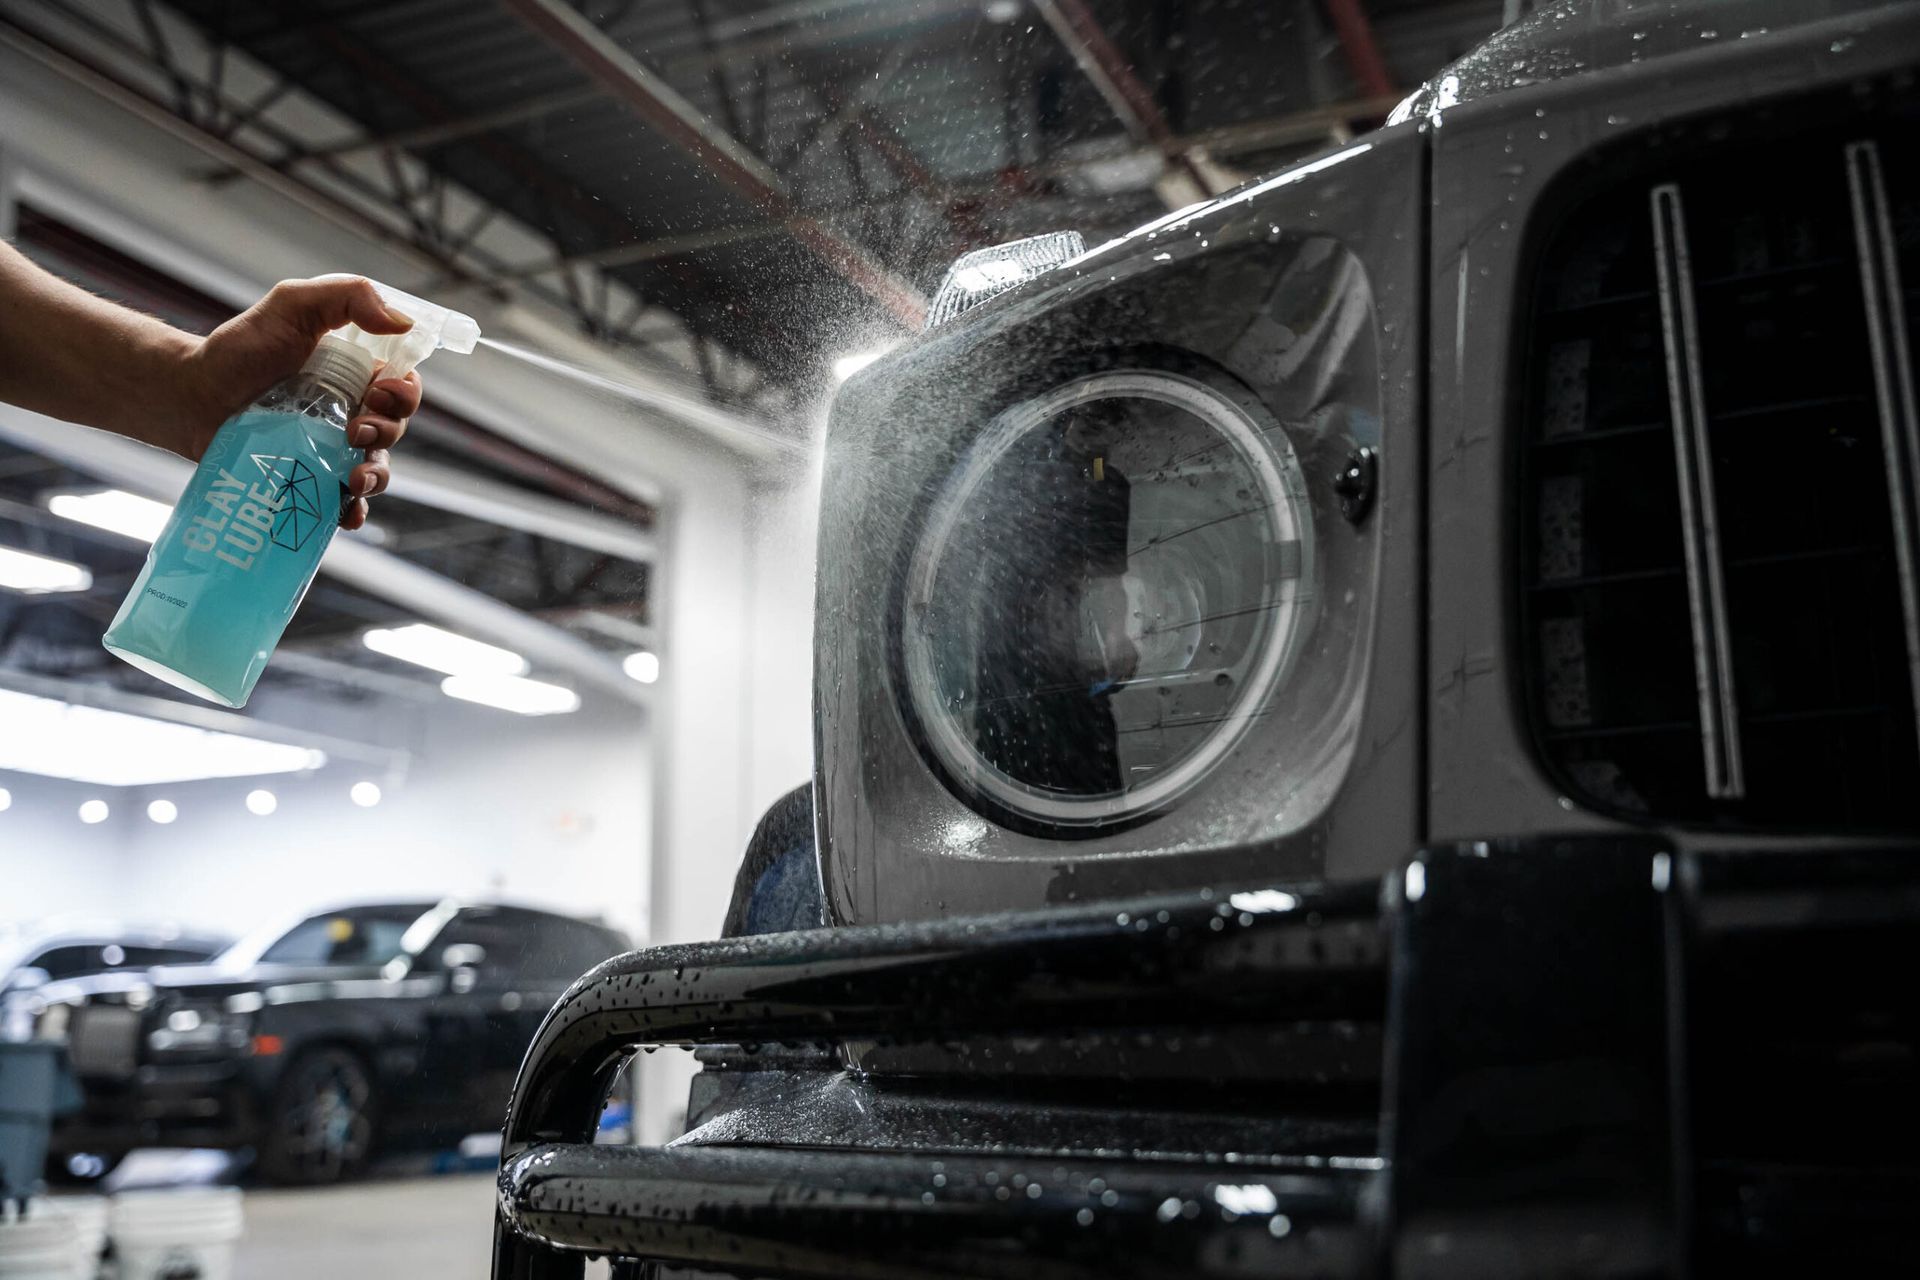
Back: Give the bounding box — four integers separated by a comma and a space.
0, 0, 1508, 711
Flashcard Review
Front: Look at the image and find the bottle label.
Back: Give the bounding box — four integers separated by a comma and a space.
102, 404, 355, 707
181, 466, 284, 569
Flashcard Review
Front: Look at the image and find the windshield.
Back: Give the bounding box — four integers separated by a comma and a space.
246, 906, 435, 969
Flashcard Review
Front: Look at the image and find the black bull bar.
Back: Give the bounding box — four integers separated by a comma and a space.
492, 838, 1918, 1277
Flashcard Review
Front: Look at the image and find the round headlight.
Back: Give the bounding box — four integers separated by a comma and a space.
899, 368, 1315, 828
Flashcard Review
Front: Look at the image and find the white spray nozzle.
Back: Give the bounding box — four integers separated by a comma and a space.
313, 273, 481, 384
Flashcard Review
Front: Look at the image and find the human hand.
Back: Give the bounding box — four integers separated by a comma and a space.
173, 276, 423, 530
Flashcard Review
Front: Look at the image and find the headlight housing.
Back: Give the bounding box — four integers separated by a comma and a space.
898, 368, 1315, 829
147, 1001, 253, 1053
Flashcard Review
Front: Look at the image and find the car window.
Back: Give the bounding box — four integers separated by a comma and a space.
434, 910, 621, 982
26, 944, 104, 981
257, 908, 426, 967
524, 918, 627, 980
432, 912, 532, 980
122, 945, 213, 968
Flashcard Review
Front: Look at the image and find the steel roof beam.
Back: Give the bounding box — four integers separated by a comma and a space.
0, 8, 774, 458
291, 85, 608, 163
1322, 0, 1399, 100
0, 664, 411, 769
1030, 0, 1220, 206
390, 457, 657, 566
499, 0, 928, 329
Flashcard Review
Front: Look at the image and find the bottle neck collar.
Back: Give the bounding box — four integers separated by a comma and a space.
299, 336, 376, 407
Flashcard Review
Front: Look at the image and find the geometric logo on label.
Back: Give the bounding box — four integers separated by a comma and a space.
253, 453, 324, 552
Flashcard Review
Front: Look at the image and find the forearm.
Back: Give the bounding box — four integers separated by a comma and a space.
0, 240, 204, 453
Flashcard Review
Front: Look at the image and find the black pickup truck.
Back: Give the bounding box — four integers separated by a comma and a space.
492, 0, 1920, 1274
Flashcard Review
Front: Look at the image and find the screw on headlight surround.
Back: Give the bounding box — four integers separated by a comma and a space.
1333, 447, 1378, 525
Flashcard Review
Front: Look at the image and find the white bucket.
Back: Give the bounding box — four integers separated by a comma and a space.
43, 1199, 107, 1280
108, 1189, 242, 1280
0, 1201, 88, 1280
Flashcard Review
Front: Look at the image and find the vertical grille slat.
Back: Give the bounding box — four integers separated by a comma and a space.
1523, 115, 1920, 829
1846, 139, 1920, 742
1651, 183, 1747, 800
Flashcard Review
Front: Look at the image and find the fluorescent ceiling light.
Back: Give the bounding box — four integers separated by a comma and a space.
0, 688, 327, 786
622, 651, 659, 684
363, 623, 528, 677
47, 489, 172, 542
0, 546, 92, 594
440, 673, 580, 716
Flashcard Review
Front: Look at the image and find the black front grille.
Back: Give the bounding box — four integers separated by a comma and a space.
1523, 111, 1920, 828
1683, 850, 1920, 1271
67, 1005, 140, 1079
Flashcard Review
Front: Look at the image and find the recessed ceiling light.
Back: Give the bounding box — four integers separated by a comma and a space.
78, 799, 109, 824
146, 798, 178, 824
0, 690, 326, 786
246, 789, 277, 816
46, 489, 172, 542
350, 781, 382, 808
622, 651, 659, 684
363, 623, 528, 677
440, 673, 580, 716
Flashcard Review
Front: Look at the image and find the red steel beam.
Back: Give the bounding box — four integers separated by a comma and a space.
1322, 0, 1398, 100
500, 0, 927, 329
1031, 0, 1215, 199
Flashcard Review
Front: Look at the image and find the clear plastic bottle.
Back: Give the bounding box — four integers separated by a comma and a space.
102, 338, 373, 707
101, 276, 478, 707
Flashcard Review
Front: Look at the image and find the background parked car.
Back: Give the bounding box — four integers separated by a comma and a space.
39, 900, 629, 1185
1, 922, 230, 1000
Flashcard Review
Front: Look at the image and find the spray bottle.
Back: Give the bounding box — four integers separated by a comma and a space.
103, 277, 480, 707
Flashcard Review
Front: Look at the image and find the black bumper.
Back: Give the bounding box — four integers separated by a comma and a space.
52, 1058, 257, 1155
492, 839, 1920, 1278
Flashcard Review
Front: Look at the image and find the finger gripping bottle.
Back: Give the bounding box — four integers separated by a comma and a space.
103, 277, 480, 707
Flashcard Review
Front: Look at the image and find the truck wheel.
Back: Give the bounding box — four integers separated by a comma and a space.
257, 1046, 377, 1185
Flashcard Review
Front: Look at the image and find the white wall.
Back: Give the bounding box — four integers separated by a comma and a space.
0, 772, 131, 924
128, 700, 650, 942
745, 466, 823, 822
1, 694, 651, 943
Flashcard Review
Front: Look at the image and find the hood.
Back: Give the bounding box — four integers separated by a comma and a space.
1395, 0, 1911, 123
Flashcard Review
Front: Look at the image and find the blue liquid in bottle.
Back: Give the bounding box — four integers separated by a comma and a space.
104, 364, 361, 707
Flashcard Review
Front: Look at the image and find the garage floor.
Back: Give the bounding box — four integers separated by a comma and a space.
75, 1152, 609, 1278
237, 1174, 499, 1278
